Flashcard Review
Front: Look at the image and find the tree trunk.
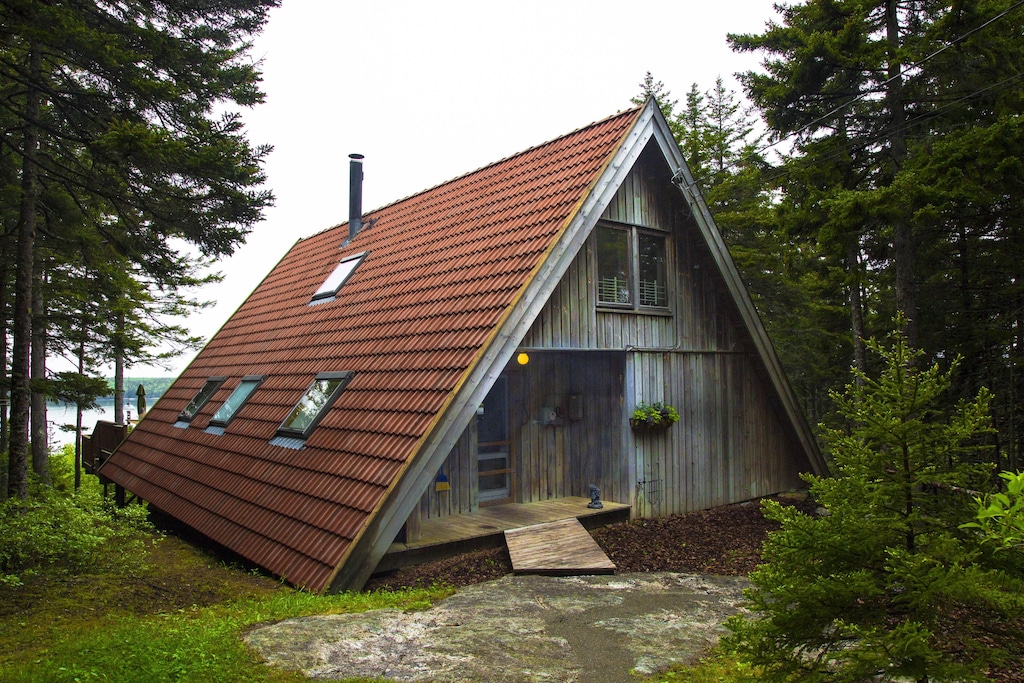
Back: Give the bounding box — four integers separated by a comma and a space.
885, 0, 917, 346
114, 309, 125, 425
0, 257, 9, 486
8, 44, 43, 500
75, 324, 85, 492
848, 242, 867, 381
31, 260, 49, 484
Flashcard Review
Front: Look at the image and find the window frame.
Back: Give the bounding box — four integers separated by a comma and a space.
595, 221, 670, 313
208, 375, 265, 428
275, 371, 354, 440
311, 252, 367, 303
178, 377, 227, 422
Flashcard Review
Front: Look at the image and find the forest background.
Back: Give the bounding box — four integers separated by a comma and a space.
1, 0, 1023, 501
2, 2, 1024, 680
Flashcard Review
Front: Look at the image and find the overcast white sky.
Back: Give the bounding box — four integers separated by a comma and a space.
142, 0, 782, 375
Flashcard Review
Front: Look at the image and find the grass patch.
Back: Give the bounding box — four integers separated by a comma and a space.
5, 586, 446, 682
1, 490, 450, 683
642, 650, 752, 682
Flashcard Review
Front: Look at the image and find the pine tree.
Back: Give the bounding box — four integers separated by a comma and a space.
0, 0, 277, 498
724, 327, 1024, 681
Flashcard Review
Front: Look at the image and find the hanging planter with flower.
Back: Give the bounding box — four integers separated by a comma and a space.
629, 401, 680, 433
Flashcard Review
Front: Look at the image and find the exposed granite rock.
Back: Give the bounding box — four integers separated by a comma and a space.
245, 572, 748, 683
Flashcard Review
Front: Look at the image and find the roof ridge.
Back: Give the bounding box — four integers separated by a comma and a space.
305, 104, 645, 242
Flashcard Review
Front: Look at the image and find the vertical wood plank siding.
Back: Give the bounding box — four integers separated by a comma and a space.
423, 142, 806, 523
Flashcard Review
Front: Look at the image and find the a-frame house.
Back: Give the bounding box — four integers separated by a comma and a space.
100, 100, 825, 593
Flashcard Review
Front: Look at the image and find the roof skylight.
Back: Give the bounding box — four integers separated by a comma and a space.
311, 252, 366, 303
209, 376, 264, 428
276, 371, 354, 440
179, 377, 226, 422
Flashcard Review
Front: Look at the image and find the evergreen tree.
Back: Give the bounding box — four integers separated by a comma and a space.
729, 0, 1024, 467
724, 328, 1024, 681
0, 0, 277, 498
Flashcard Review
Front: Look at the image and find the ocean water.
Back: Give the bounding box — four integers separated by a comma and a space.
46, 403, 144, 448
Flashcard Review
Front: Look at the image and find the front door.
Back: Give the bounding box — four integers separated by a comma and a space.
477, 376, 512, 504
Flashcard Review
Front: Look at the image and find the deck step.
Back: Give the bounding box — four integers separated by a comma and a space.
505, 517, 615, 576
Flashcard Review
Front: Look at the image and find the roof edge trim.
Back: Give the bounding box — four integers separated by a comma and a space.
324, 103, 655, 593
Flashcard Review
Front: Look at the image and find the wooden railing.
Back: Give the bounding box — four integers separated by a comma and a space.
82, 420, 130, 477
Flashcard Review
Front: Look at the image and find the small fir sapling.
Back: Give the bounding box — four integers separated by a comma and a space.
723, 327, 1024, 682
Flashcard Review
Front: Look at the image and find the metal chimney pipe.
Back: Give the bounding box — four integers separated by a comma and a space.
348, 153, 364, 242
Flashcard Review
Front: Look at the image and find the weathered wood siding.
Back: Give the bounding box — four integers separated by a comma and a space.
627, 350, 803, 517
521, 141, 806, 516
417, 414, 477, 521
508, 352, 627, 507
419, 141, 808, 526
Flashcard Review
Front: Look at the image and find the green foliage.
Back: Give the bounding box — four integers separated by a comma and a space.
724, 329, 1024, 681
727, 0, 1024, 467
644, 651, 752, 682
0, 484, 152, 586
44, 371, 112, 410
963, 471, 1024, 552
631, 401, 680, 426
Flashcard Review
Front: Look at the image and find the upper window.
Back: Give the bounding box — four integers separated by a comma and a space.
276, 371, 354, 439
596, 224, 668, 310
311, 252, 366, 303
209, 376, 265, 428
179, 377, 226, 422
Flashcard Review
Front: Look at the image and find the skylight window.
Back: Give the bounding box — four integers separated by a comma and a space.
276, 371, 354, 439
209, 376, 264, 428
311, 252, 367, 303
179, 377, 226, 422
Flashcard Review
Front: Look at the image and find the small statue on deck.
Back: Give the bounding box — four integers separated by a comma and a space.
587, 484, 603, 509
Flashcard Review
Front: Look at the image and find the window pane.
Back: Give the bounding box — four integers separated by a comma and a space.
210, 378, 261, 425
638, 233, 668, 307
479, 453, 509, 474
312, 253, 365, 301
477, 378, 508, 444
479, 472, 508, 493
278, 373, 354, 438
179, 378, 225, 421
596, 227, 632, 305
281, 378, 343, 433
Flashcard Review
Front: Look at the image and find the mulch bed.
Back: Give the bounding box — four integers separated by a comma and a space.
363, 496, 807, 592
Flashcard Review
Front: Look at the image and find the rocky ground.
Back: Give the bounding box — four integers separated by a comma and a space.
361, 495, 1023, 683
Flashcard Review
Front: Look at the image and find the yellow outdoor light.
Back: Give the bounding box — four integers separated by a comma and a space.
516, 352, 530, 366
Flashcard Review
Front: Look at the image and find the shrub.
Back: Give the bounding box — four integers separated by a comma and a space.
963, 470, 1024, 553
0, 487, 152, 586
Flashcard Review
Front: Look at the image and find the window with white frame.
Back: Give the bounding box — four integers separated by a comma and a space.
596, 224, 668, 310
311, 252, 367, 303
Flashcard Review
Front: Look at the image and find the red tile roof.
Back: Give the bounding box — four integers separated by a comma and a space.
100, 105, 643, 591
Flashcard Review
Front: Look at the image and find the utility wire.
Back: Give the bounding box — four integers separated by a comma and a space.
734, 0, 1024, 167
759, 68, 1024, 186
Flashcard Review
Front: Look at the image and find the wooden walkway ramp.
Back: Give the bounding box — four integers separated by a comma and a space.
505, 517, 615, 576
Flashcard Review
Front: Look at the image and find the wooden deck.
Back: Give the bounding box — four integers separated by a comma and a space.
506, 517, 615, 575
377, 496, 629, 573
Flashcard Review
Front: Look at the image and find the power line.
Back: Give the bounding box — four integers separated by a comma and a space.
746, 0, 1024, 162
760, 69, 1024, 186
